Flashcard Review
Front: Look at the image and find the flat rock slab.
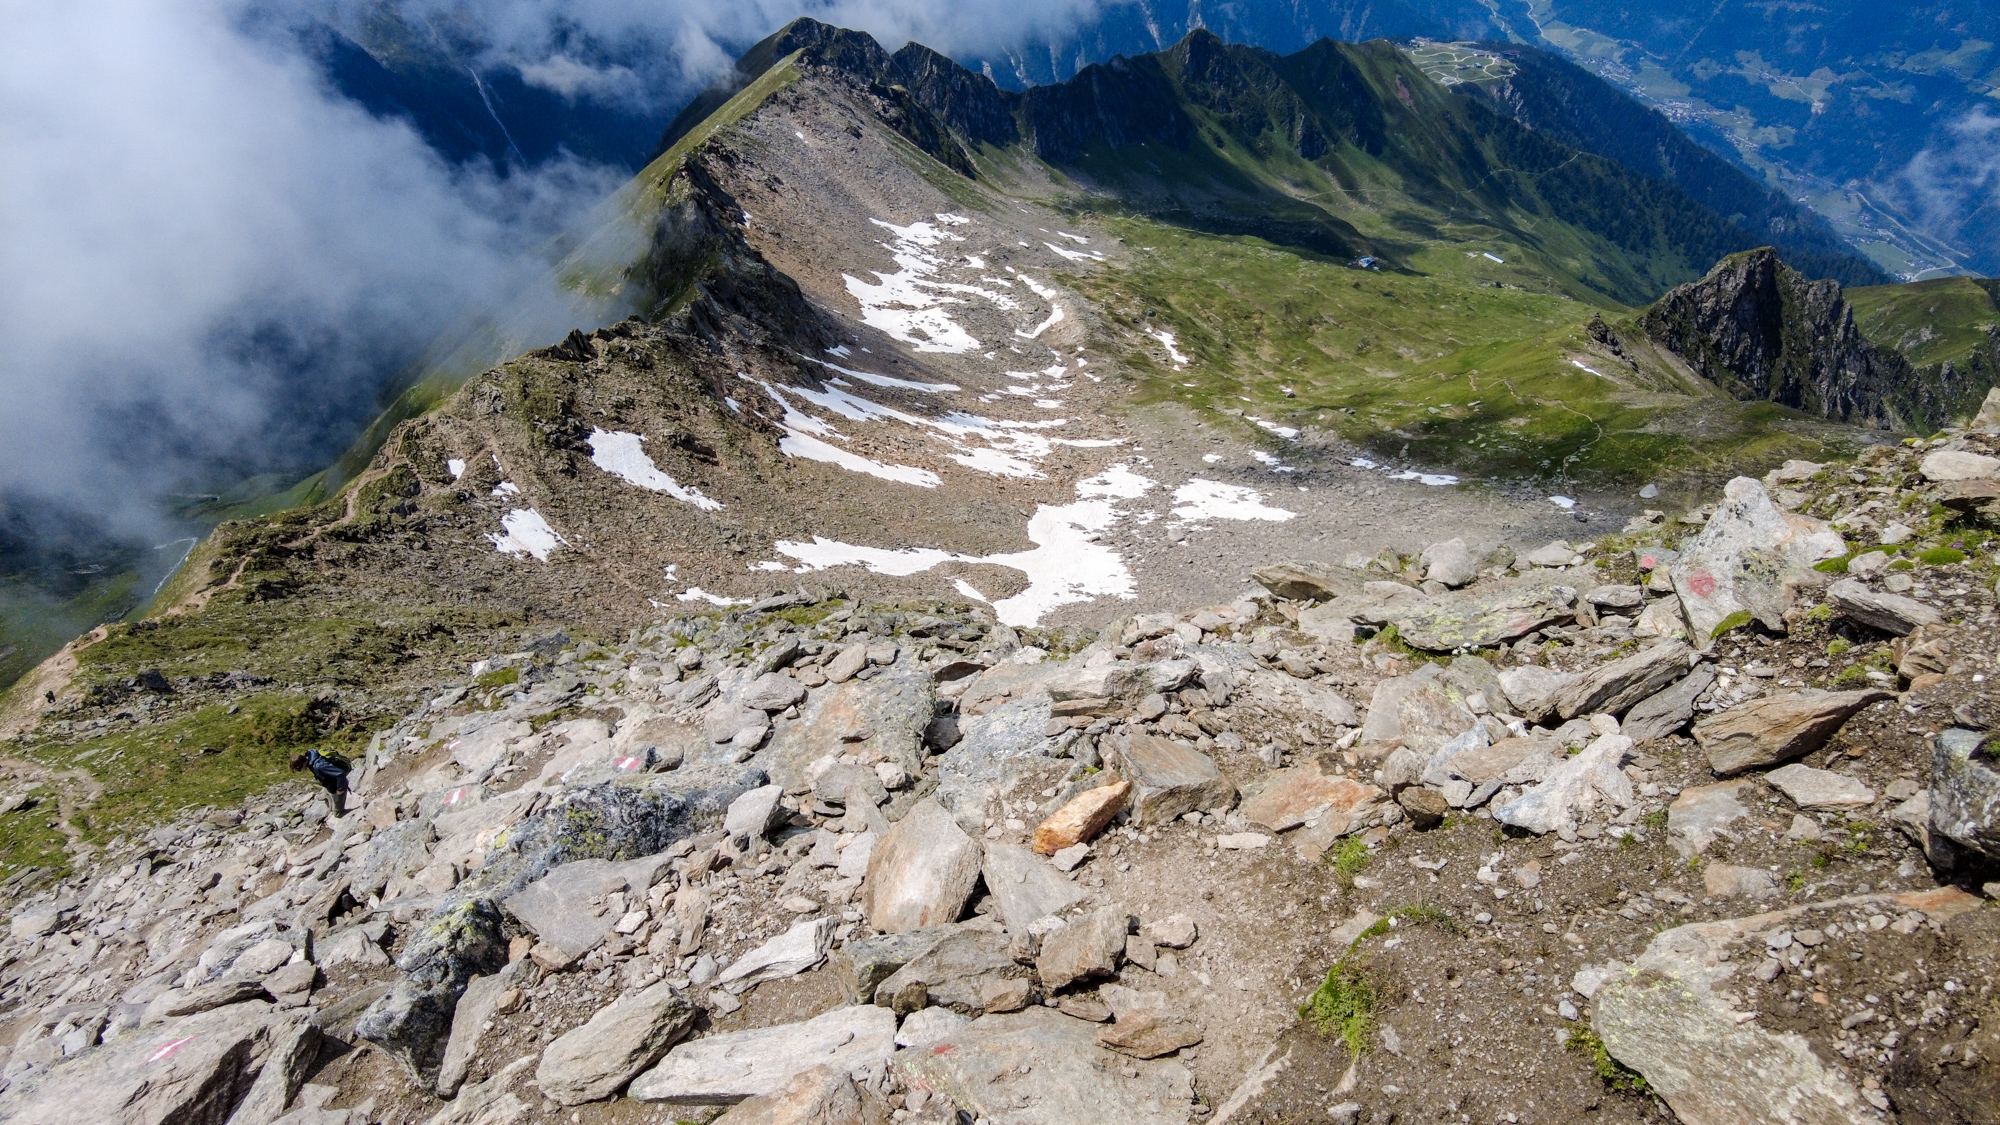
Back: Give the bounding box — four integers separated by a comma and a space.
439, 959, 536, 1096
1920, 449, 2000, 481
1239, 760, 1382, 834
892, 1007, 1194, 1125
1693, 689, 1893, 776
1033, 782, 1129, 854
1667, 780, 1750, 859
536, 982, 696, 1105
1620, 665, 1718, 745
1495, 665, 1576, 724
629, 1004, 896, 1105
1668, 477, 1844, 639
502, 855, 674, 962
1358, 664, 1443, 746
864, 799, 982, 934
1107, 735, 1235, 826
1553, 641, 1693, 720
1251, 560, 1366, 601
1766, 764, 1876, 809
1592, 888, 1980, 1125
1390, 579, 1579, 652
716, 918, 835, 993
0, 1000, 295, 1125
981, 843, 1085, 933
1702, 862, 1778, 898
710, 1064, 867, 1125
1825, 578, 1943, 636
933, 698, 1055, 834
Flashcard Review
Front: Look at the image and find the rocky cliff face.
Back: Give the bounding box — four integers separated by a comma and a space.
1641, 248, 1918, 428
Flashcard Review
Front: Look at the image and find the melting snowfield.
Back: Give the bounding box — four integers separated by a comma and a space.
489, 509, 565, 561
774, 464, 1157, 626
588, 429, 724, 510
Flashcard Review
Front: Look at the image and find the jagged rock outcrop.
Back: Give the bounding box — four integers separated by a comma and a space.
1641, 248, 1912, 428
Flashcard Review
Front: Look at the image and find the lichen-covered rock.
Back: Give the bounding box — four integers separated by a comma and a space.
1933, 727, 2000, 860
357, 767, 760, 1083
1389, 579, 1579, 652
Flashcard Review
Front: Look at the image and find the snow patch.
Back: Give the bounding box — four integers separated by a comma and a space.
489, 509, 566, 561
1570, 359, 1605, 377
774, 464, 1157, 626
1046, 242, 1105, 263
1171, 480, 1296, 523
1387, 471, 1460, 487
447, 458, 466, 480
1548, 495, 1577, 510
678, 587, 750, 606
587, 429, 723, 511
1017, 305, 1064, 339
1247, 417, 1299, 439
1147, 328, 1188, 367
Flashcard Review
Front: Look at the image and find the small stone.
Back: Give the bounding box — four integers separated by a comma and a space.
1703, 863, 1778, 898
724, 784, 787, 840
1558, 998, 1580, 1020
1051, 843, 1091, 872
1140, 915, 1198, 950
1398, 787, 1450, 830
1786, 815, 1823, 841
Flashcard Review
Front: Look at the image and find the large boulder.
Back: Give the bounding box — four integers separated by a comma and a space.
1389, 579, 1579, 651
1668, 477, 1844, 640
863, 799, 983, 933
891, 1007, 1195, 1124
535, 982, 697, 1105
629, 1005, 897, 1105
1692, 689, 1893, 775
874, 925, 1029, 1012
437, 959, 537, 1097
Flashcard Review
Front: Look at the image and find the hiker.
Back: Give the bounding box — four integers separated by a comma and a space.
291, 748, 351, 817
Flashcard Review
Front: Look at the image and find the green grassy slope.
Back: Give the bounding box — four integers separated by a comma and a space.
1849, 278, 2000, 370
1073, 216, 1852, 484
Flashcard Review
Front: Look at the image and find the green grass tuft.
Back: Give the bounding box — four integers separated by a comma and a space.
1302, 960, 1377, 1058
1566, 1028, 1650, 1094
1330, 837, 1371, 888
1709, 610, 1755, 640
1918, 547, 1967, 566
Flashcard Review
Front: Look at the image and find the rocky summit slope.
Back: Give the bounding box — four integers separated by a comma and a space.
1638, 248, 1995, 433
8, 408, 2000, 1124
